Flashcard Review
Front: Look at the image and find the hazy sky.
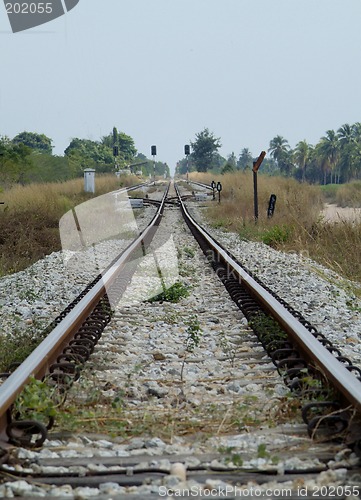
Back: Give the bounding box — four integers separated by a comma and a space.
1, 1, 361, 173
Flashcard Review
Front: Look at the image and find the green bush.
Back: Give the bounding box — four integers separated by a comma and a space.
261, 224, 292, 247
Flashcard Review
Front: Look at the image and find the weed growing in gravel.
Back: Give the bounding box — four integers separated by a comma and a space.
0, 323, 48, 372
18, 288, 39, 302
217, 331, 237, 368
148, 281, 190, 303
158, 312, 181, 324
180, 315, 202, 381
257, 443, 270, 459
13, 376, 62, 427
185, 314, 202, 351
249, 312, 288, 346
218, 447, 244, 467
179, 263, 196, 278
183, 246, 196, 258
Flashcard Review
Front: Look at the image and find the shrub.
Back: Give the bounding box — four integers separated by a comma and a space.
261, 224, 292, 247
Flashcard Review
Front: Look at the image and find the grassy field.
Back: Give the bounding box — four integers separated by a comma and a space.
188, 172, 361, 286
0, 174, 139, 276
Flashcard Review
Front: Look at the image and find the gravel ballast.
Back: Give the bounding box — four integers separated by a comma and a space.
0, 192, 360, 497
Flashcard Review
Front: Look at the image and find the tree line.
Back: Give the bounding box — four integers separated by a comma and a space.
176, 124, 361, 184
0, 128, 170, 187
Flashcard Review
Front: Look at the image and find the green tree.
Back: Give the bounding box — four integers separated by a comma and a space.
227, 152, 237, 169
12, 131, 53, 155
101, 128, 137, 163
316, 130, 340, 184
176, 158, 191, 175
190, 128, 221, 172
268, 135, 292, 175
294, 140, 312, 182
237, 148, 253, 170
27, 153, 78, 182
337, 124, 356, 182
0, 138, 33, 186
64, 138, 114, 172
351, 123, 361, 180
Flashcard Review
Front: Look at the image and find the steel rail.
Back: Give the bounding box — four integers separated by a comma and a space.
116, 182, 150, 194
175, 184, 361, 413
0, 183, 170, 442
186, 180, 213, 190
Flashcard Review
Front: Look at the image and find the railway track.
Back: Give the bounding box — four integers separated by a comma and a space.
0, 181, 360, 498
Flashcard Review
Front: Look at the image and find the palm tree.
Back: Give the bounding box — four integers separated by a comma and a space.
337, 124, 355, 182
268, 135, 291, 175
351, 123, 361, 180
337, 123, 353, 146
352, 122, 361, 140
294, 140, 311, 182
317, 130, 340, 184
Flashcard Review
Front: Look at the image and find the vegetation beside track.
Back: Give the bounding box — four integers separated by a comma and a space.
188, 172, 361, 285
0, 174, 139, 276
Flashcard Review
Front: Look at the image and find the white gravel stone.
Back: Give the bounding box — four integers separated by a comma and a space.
189, 202, 361, 369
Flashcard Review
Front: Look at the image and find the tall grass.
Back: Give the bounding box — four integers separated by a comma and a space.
190, 172, 361, 284
336, 181, 361, 208
0, 174, 139, 275
190, 171, 322, 230
320, 181, 361, 207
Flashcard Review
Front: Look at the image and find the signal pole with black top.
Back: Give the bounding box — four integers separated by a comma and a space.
253, 151, 266, 222
151, 145, 157, 184
184, 144, 190, 182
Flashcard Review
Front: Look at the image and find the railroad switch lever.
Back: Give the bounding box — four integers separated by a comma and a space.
253, 150, 266, 222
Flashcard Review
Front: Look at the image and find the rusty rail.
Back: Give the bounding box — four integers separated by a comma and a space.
0, 183, 169, 445
175, 183, 361, 448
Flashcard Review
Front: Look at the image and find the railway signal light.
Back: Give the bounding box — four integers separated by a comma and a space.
184, 145, 190, 182
113, 146, 119, 157
151, 145, 157, 185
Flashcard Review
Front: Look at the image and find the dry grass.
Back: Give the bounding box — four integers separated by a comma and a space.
336, 181, 361, 208
189, 172, 361, 284
190, 171, 322, 234
0, 174, 139, 275
320, 181, 361, 208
